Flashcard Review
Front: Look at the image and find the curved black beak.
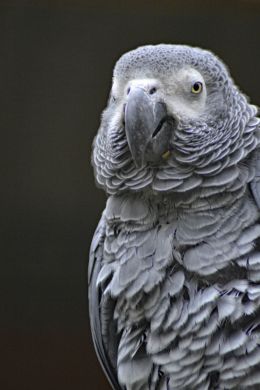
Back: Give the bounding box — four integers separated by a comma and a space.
124, 87, 173, 167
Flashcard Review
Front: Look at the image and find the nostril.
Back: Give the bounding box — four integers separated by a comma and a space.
149, 87, 157, 95
127, 87, 131, 95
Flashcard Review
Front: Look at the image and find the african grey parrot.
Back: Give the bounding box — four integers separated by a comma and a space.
88, 44, 260, 389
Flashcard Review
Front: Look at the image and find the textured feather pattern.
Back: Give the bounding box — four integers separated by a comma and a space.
89, 44, 260, 390
90, 182, 260, 389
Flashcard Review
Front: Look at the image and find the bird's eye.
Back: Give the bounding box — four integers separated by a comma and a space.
191, 82, 203, 94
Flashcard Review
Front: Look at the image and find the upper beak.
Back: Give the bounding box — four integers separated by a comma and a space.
124, 87, 173, 167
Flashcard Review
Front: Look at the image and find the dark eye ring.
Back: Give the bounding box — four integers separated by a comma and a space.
191, 82, 203, 94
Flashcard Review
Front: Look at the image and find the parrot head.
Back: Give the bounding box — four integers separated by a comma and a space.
92, 44, 258, 195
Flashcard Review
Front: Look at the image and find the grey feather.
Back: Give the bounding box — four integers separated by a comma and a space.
89, 43, 260, 389
88, 214, 121, 390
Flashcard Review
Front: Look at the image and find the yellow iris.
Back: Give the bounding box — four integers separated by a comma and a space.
191, 82, 203, 94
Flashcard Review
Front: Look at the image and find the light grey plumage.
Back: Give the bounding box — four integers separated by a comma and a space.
88, 44, 260, 389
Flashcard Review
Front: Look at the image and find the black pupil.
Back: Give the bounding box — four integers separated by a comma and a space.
193, 82, 201, 91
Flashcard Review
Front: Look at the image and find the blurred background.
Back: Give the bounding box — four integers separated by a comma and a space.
0, 0, 260, 389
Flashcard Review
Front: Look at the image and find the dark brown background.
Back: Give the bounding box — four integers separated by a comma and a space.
1, 1, 260, 389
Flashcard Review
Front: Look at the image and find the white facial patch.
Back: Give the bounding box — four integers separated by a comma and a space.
112, 68, 207, 121
165, 67, 207, 119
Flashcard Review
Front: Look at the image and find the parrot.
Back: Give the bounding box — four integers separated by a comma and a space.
88, 44, 260, 389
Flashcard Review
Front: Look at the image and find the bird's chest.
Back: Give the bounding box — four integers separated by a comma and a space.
102, 195, 217, 324
102, 193, 260, 326
100, 194, 260, 388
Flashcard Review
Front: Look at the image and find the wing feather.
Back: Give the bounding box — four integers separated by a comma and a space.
88, 213, 121, 390
250, 148, 260, 210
